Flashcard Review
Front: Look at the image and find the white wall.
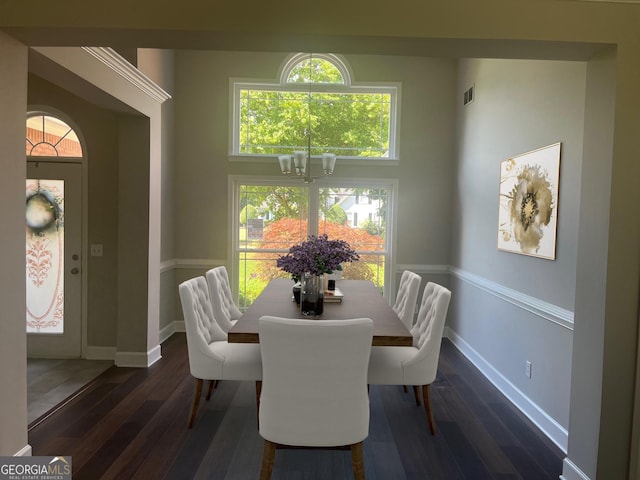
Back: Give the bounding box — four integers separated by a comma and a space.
451, 58, 588, 451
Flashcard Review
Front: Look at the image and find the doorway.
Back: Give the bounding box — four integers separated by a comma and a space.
26, 161, 83, 358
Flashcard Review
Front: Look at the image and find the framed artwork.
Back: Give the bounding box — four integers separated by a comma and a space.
497, 142, 561, 260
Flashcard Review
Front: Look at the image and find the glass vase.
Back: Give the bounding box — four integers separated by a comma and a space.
300, 272, 324, 317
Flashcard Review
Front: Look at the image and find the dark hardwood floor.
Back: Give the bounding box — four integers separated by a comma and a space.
28, 333, 564, 479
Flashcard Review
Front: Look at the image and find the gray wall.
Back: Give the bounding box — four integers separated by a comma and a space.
27, 74, 121, 348
169, 51, 458, 320
451, 58, 588, 448
0, 30, 28, 456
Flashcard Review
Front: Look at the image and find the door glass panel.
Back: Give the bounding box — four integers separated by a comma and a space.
26, 179, 65, 333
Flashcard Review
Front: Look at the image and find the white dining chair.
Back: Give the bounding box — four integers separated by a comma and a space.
205, 265, 243, 333
179, 276, 262, 428
257, 315, 373, 480
368, 281, 451, 435
392, 270, 421, 330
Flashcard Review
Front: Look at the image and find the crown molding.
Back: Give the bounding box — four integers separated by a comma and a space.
81, 47, 171, 104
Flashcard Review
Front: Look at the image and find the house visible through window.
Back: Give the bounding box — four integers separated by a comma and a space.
231, 178, 395, 309
26, 113, 82, 157
231, 53, 399, 160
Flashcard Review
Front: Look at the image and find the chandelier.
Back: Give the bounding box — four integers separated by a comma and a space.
277, 53, 337, 183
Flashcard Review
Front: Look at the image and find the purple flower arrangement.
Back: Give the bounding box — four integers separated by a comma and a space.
277, 234, 359, 281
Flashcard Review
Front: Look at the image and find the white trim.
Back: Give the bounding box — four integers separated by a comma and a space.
85, 346, 116, 361
560, 457, 591, 480
81, 47, 171, 104
159, 320, 185, 344
229, 54, 400, 160
280, 52, 353, 86
115, 345, 162, 368
169, 259, 227, 270
14, 445, 32, 457
396, 264, 450, 275
446, 327, 568, 452
450, 266, 574, 331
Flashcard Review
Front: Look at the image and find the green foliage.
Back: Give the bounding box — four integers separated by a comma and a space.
239, 204, 258, 225
360, 218, 384, 237
239, 58, 390, 158
326, 204, 347, 225
240, 185, 307, 222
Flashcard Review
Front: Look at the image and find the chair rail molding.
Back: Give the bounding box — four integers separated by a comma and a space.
395, 264, 449, 275
160, 258, 228, 273
450, 266, 574, 330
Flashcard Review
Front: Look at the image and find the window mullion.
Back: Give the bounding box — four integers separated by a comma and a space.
308, 183, 320, 237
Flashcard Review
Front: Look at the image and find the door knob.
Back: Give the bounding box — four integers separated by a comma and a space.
70, 267, 80, 274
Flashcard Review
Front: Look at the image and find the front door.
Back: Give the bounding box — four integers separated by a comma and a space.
26, 161, 82, 358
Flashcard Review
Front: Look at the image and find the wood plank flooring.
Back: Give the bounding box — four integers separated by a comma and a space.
28, 333, 564, 479
27, 358, 112, 425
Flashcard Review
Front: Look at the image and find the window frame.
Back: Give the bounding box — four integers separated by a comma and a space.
228, 175, 399, 308
229, 54, 401, 165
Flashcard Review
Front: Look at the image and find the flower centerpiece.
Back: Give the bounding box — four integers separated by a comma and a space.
277, 234, 359, 315
277, 234, 359, 281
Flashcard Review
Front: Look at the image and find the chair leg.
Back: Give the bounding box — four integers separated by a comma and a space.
256, 381, 262, 426
205, 380, 216, 400
412, 385, 421, 405
259, 440, 276, 480
188, 378, 203, 429
422, 384, 436, 435
350, 441, 365, 480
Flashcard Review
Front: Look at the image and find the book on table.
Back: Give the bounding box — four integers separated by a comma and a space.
324, 287, 344, 303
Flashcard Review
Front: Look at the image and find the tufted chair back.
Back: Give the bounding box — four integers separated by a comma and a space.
405, 282, 451, 384
178, 276, 228, 378
392, 270, 422, 329
258, 316, 373, 447
206, 266, 243, 332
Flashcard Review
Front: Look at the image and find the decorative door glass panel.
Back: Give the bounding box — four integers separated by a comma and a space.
26, 114, 82, 157
26, 179, 65, 333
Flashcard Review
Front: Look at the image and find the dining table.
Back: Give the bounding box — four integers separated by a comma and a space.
228, 278, 413, 346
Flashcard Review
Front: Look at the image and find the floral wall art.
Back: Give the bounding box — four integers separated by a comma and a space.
497, 143, 561, 260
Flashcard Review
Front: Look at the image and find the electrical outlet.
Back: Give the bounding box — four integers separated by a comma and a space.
90, 244, 103, 257
525, 361, 532, 379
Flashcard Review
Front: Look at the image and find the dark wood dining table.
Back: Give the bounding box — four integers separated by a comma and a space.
228, 278, 413, 346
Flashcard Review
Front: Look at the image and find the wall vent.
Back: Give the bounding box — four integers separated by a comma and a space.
463, 85, 474, 106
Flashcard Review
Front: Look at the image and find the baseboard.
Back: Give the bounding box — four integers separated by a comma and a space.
445, 327, 568, 452
159, 321, 185, 344
14, 445, 32, 456
560, 457, 591, 480
115, 345, 162, 368
84, 346, 117, 361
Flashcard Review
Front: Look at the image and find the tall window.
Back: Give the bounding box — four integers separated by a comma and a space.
231, 177, 396, 309
231, 53, 399, 160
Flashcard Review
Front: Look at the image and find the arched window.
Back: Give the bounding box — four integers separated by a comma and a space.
231, 53, 399, 160
26, 113, 83, 157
